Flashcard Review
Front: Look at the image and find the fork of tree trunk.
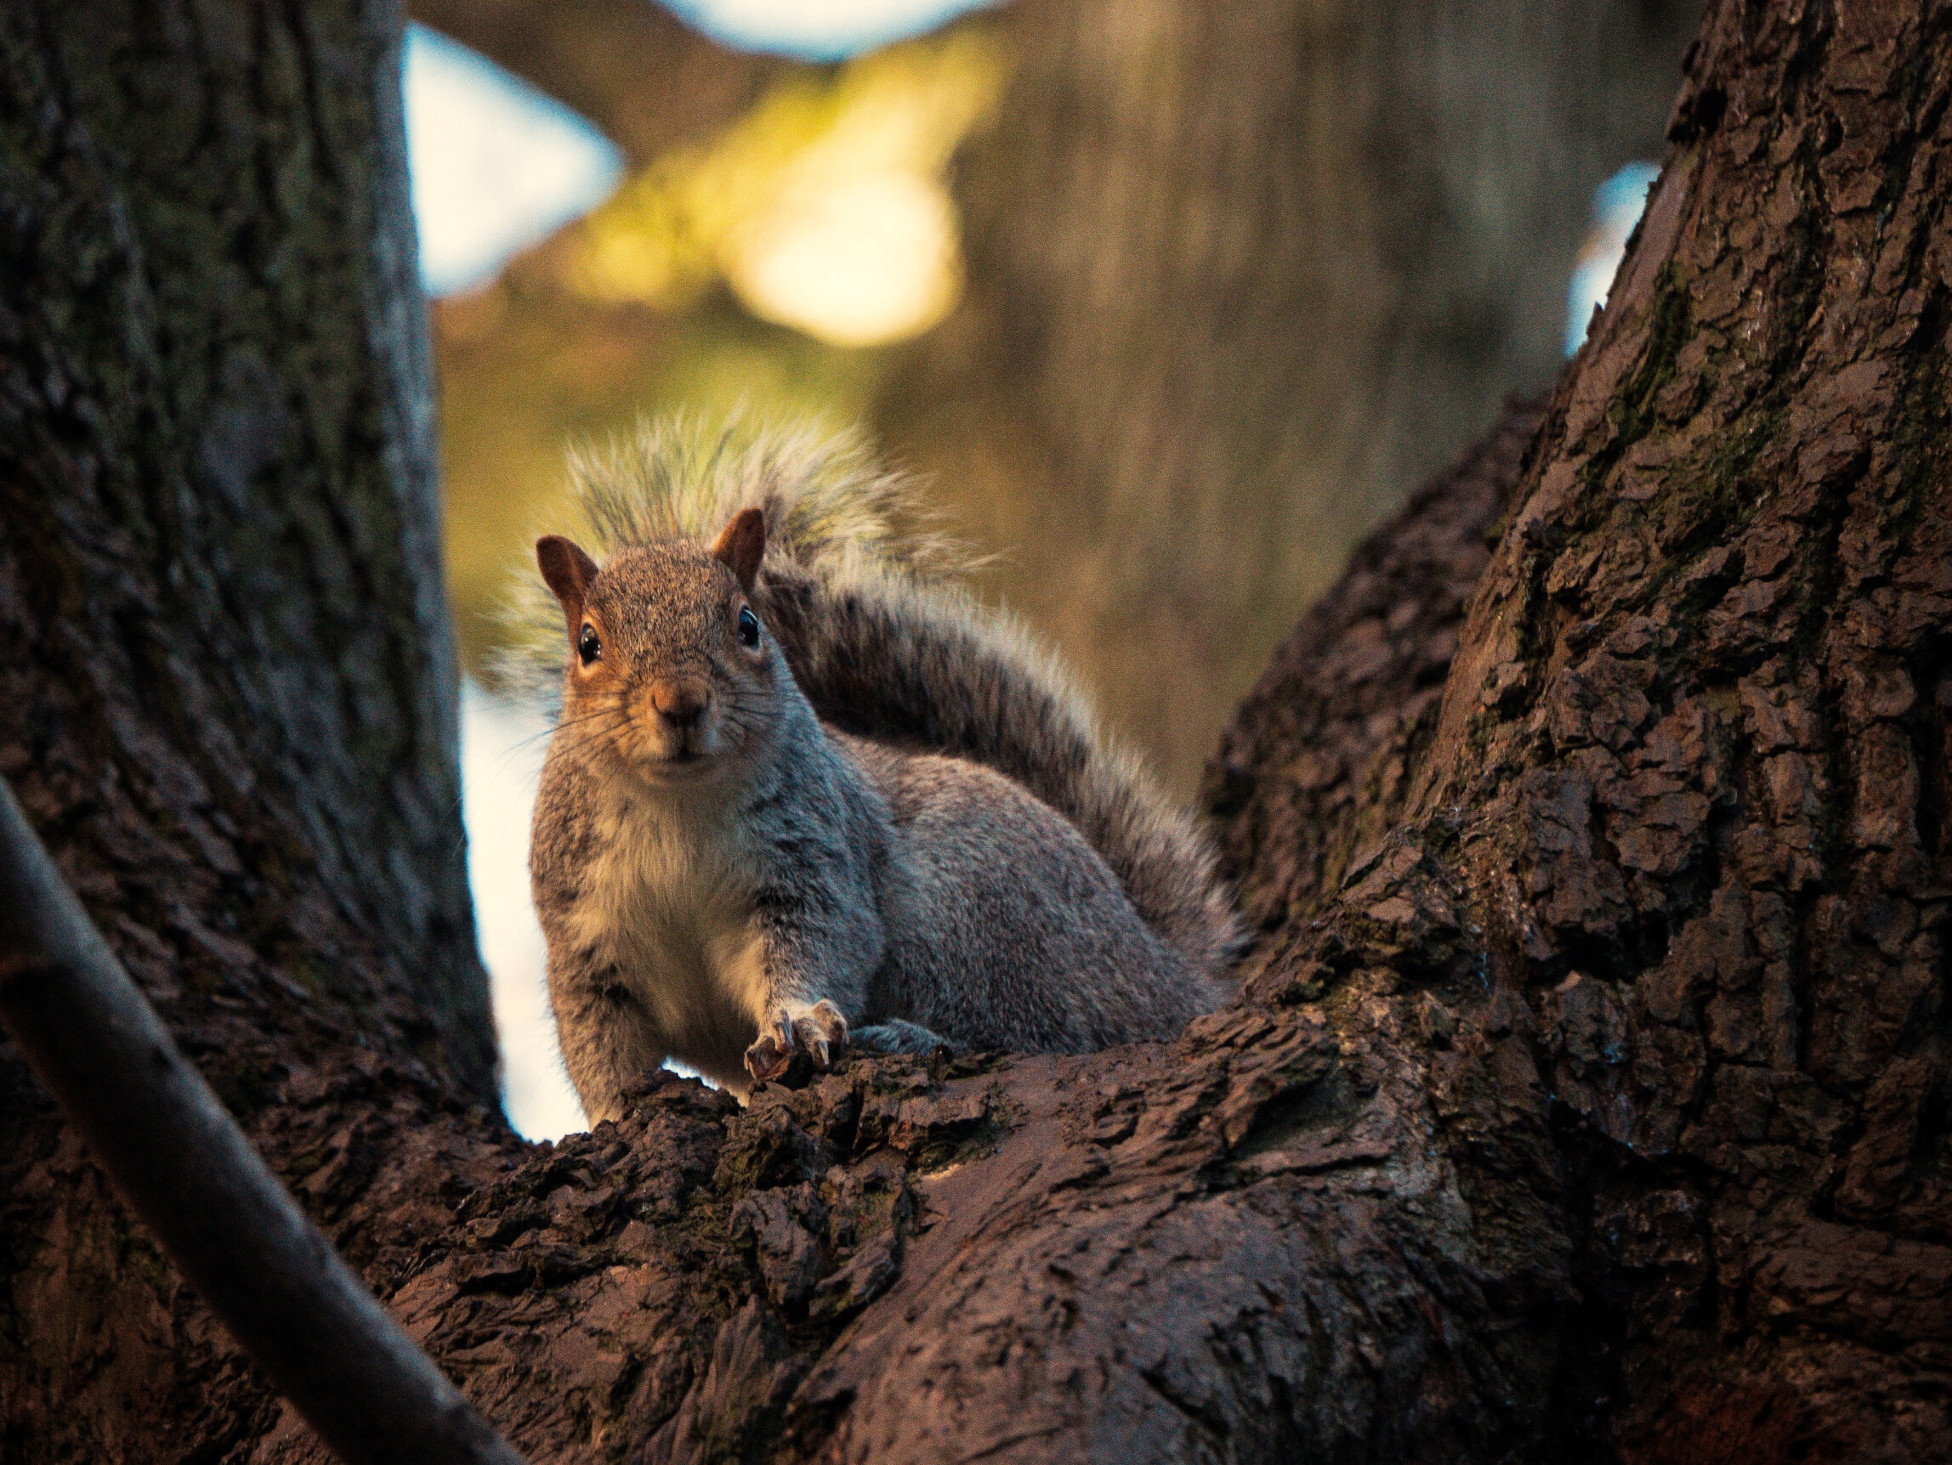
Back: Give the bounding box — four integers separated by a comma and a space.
3, 0, 1949, 1461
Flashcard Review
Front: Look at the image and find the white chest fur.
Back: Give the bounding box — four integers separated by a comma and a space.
565, 787, 771, 1063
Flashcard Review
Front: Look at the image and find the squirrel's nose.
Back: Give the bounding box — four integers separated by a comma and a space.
648, 678, 709, 729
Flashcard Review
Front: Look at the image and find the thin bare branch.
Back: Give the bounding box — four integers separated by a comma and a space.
0, 779, 529, 1465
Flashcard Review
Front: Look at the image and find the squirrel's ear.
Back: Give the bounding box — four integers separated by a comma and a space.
537, 536, 600, 639
710, 508, 766, 592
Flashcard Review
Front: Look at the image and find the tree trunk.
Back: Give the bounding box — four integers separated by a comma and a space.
0, 0, 490, 1091
878, 0, 1704, 792
7, 0, 1952, 1463
0, 0, 504, 1456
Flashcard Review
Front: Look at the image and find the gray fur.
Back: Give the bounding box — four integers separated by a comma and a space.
852, 1018, 950, 1055
839, 735, 1211, 1051
524, 421, 1239, 1120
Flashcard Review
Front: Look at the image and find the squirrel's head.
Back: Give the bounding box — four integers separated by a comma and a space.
536, 508, 783, 781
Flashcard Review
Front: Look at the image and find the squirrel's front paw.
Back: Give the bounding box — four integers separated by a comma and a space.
744, 1000, 849, 1083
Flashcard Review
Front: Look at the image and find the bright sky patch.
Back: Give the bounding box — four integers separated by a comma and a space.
404, 24, 623, 297
662, 0, 1001, 61
1567, 161, 1661, 355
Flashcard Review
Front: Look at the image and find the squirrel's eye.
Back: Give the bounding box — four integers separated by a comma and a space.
737, 605, 761, 648
578, 624, 602, 664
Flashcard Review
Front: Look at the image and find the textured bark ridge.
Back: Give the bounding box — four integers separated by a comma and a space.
5, 0, 1952, 1461
0, 0, 490, 1091
1387, 3, 1952, 1451
0, 1, 500, 1457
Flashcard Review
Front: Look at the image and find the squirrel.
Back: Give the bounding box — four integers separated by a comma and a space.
519, 421, 1239, 1118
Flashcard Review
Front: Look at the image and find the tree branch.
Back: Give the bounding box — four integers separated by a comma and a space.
405, 0, 786, 167
0, 779, 529, 1465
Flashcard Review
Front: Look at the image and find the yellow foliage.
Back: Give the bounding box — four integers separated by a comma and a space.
564, 31, 1005, 345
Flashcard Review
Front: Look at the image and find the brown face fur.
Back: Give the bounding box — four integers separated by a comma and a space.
540, 537, 779, 778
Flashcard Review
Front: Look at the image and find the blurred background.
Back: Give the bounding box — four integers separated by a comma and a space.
425, 0, 1699, 1139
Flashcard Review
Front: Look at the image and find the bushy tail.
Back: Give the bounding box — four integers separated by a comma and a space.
504, 418, 1241, 978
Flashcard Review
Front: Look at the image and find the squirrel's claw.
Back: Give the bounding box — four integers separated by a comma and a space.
796, 1000, 848, 1070
744, 1000, 849, 1084
744, 1010, 795, 1082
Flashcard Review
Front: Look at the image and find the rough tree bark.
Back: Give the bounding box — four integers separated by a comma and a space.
5, 1, 1952, 1464
0, 0, 491, 1090
0, 0, 507, 1456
